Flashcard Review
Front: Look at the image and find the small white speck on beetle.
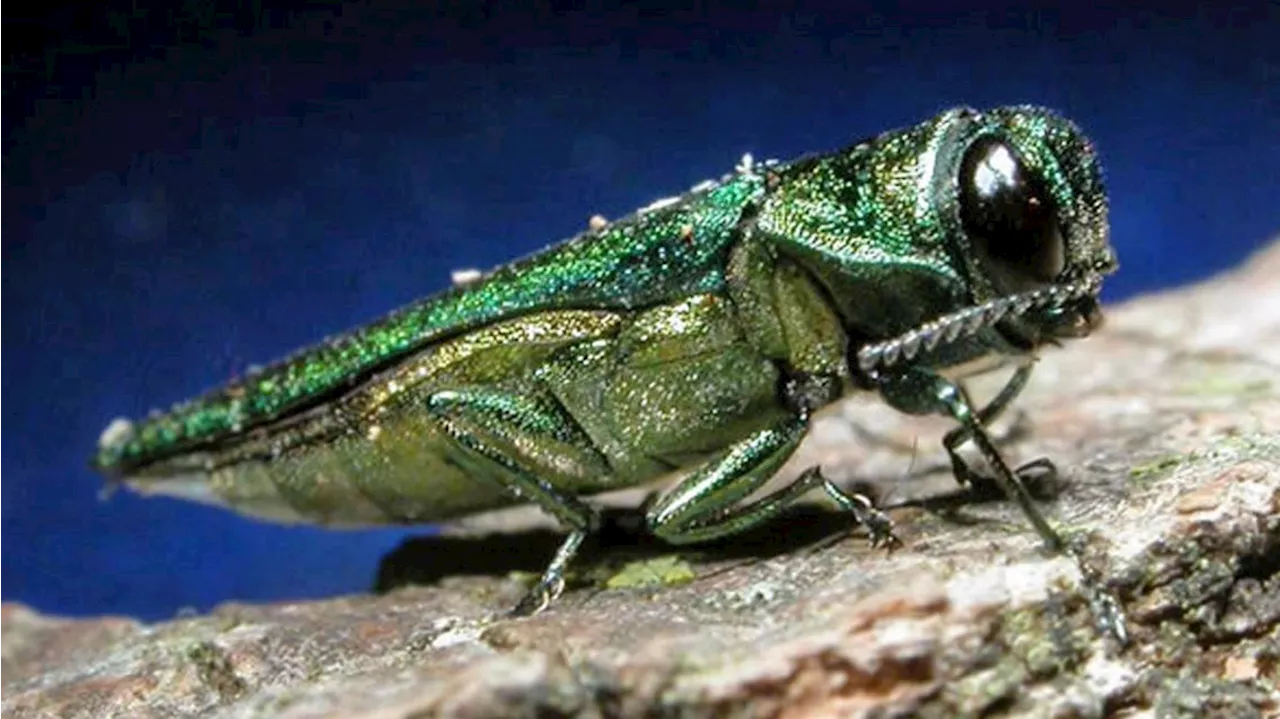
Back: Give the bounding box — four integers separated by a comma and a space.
588, 214, 608, 231
640, 196, 681, 214
450, 268, 484, 286
98, 417, 136, 449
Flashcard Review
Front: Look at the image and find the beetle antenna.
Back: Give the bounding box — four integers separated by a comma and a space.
856, 277, 1102, 373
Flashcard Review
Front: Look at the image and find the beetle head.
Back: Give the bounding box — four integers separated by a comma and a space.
943, 106, 1118, 348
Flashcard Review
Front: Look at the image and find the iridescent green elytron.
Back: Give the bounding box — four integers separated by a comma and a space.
94, 106, 1122, 630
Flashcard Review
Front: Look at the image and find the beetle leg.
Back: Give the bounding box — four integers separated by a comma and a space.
931, 376, 1065, 549
873, 367, 1063, 549
940, 361, 1060, 498
933, 373, 1128, 643
943, 360, 1033, 453
872, 367, 1128, 643
845, 403, 1029, 462
426, 387, 609, 616
647, 413, 897, 549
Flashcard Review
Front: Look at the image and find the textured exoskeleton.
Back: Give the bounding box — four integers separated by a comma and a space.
95, 106, 1121, 624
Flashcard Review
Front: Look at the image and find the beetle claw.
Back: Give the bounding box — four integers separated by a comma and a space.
509, 575, 565, 618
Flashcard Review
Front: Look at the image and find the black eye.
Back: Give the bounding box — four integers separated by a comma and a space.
959, 136, 1065, 285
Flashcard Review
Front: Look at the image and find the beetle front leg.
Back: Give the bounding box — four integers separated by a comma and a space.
942, 361, 1059, 499
874, 368, 1063, 549
426, 387, 610, 616
876, 366, 1128, 643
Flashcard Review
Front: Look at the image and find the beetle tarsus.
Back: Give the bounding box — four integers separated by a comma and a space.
818, 478, 900, 551
509, 529, 585, 617
856, 499, 900, 551
510, 576, 562, 618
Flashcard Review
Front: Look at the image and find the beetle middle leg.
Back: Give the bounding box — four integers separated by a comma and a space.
426, 386, 611, 616
647, 374, 898, 549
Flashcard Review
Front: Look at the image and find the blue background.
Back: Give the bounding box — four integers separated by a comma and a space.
4, 2, 1277, 621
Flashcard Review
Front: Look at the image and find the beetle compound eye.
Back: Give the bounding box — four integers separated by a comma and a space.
959, 136, 1066, 285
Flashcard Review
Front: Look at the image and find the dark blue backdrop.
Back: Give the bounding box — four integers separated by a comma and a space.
4, 2, 1277, 621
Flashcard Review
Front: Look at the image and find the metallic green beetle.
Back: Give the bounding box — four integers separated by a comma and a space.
95, 105, 1119, 620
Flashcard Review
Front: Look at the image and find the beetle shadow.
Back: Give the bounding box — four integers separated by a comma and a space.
372, 503, 856, 594
370, 467, 1055, 594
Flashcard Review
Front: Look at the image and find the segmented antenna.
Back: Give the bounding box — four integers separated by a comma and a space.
856, 277, 1103, 373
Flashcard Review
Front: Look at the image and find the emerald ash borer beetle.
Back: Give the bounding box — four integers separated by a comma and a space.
95, 106, 1124, 633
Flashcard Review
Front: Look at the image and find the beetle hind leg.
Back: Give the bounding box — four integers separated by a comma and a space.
426, 386, 610, 616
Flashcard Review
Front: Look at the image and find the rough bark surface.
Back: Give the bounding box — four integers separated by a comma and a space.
5, 240, 1279, 719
